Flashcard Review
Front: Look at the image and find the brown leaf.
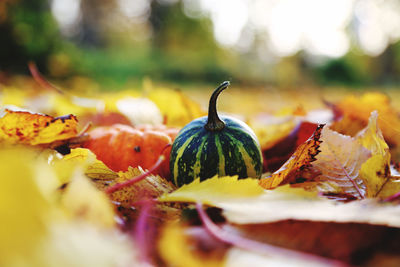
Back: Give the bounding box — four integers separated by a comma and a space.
262, 121, 319, 173
0, 110, 78, 145
259, 124, 324, 189
229, 220, 400, 265
106, 167, 181, 223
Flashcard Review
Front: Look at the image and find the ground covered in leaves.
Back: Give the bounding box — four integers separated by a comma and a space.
2, 74, 400, 267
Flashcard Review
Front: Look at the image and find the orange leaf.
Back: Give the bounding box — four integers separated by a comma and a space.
331, 92, 400, 148
0, 110, 78, 145
259, 125, 324, 189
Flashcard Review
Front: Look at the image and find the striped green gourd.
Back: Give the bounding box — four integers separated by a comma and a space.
170, 81, 263, 187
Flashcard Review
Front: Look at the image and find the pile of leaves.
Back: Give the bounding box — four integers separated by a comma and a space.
2, 73, 400, 267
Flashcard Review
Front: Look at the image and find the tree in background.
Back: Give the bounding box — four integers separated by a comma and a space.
0, 0, 61, 74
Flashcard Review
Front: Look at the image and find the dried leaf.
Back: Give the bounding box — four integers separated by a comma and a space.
262, 120, 319, 173
357, 111, 391, 197
64, 148, 118, 180
50, 148, 117, 185
158, 223, 224, 267
376, 178, 400, 199
0, 146, 52, 265
110, 167, 177, 207
229, 221, 400, 265
225, 247, 327, 267
61, 172, 116, 228
148, 88, 205, 127
0, 110, 78, 145
331, 92, 400, 147
313, 127, 371, 199
159, 176, 264, 205
0, 146, 137, 267
259, 125, 323, 189
36, 222, 137, 267
219, 186, 400, 227
250, 115, 298, 151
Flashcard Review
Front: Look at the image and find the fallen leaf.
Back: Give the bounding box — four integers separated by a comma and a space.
148, 88, 205, 127
36, 221, 137, 267
225, 247, 327, 267
50, 148, 117, 185
331, 92, 400, 148
262, 120, 319, 173
313, 127, 371, 199
220, 186, 400, 227
159, 176, 264, 205
158, 223, 224, 267
0, 146, 52, 265
110, 167, 177, 207
229, 220, 400, 265
61, 172, 116, 228
357, 111, 391, 197
259, 125, 323, 189
0, 110, 78, 145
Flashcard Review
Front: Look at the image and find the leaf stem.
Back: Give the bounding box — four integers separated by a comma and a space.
134, 199, 154, 265
195, 202, 347, 266
382, 190, 400, 202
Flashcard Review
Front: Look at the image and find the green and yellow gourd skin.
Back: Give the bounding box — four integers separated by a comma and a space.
170, 81, 263, 187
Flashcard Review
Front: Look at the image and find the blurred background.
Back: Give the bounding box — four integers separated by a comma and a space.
1, 0, 400, 89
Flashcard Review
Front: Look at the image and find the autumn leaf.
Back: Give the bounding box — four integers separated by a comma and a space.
217, 186, 400, 227
159, 176, 264, 205
158, 223, 224, 267
61, 172, 116, 228
109, 167, 177, 207
357, 111, 391, 197
259, 124, 323, 189
229, 221, 400, 265
225, 247, 328, 267
0, 109, 78, 145
0, 146, 53, 265
148, 88, 205, 127
50, 148, 117, 185
250, 114, 298, 151
331, 92, 400, 148
312, 126, 371, 199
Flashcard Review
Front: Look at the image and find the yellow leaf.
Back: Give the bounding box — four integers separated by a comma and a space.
0, 146, 54, 265
148, 88, 205, 127
376, 178, 400, 199
0, 110, 78, 145
249, 115, 298, 150
64, 148, 118, 180
159, 176, 264, 205
61, 172, 116, 228
332, 92, 400, 147
357, 111, 391, 197
51, 148, 117, 184
259, 125, 323, 189
158, 223, 224, 267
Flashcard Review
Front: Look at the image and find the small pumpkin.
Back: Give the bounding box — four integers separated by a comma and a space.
83, 124, 179, 178
170, 81, 263, 187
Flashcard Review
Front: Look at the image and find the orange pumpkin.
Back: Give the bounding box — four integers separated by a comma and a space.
83, 124, 180, 178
